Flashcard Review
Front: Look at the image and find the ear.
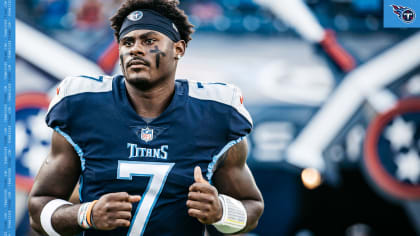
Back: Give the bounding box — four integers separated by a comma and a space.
173, 40, 186, 59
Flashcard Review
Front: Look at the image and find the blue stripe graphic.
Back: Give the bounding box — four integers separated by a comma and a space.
0, 1, 15, 235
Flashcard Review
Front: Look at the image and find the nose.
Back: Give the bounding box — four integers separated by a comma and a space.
130, 41, 145, 56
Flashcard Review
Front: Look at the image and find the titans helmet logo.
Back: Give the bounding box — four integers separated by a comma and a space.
390, 5, 416, 23
127, 11, 143, 22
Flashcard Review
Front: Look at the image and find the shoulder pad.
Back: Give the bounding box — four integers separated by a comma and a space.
187, 80, 252, 125
48, 75, 113, 112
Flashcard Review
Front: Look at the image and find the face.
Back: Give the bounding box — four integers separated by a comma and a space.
119, 29, 184, 90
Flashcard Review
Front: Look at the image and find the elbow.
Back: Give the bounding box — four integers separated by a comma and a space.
27, 197, 38, 229
257, 199, 264, 219
27, 195, 35, 219
250, 200, 264, 230
242, 199, 264, 233
27, 195, 37, 219
29, 217, 43, 234
27, 196, 44, 233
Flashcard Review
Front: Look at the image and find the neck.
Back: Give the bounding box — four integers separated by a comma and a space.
125, 78, 175, 118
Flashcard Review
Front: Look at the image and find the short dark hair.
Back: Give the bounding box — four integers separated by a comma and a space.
110, 0, 194, 45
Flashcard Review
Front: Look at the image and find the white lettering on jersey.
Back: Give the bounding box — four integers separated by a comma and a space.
127, 143, 168, 160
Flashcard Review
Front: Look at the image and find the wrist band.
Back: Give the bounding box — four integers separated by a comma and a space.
78, 200, 98, 229
78, 202, 90, 229
87, 200, 98, 229
212, 194, 247, 234
40, 199, 73, 236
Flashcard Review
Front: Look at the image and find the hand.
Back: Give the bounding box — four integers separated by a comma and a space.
91, 192, 141, 230
187, 166, 223, 224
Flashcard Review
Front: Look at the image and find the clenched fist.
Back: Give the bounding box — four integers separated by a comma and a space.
91, 192, 141, 230
187, 166, 223, 224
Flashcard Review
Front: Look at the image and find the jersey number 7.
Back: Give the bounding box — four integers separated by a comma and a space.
117, 161, 175, 236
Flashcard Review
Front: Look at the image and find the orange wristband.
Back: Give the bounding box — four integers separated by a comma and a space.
86, 200, 98, 228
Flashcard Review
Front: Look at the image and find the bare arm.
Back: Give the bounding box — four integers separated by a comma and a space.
28, 131, 141, 235
187, 139, 264, 233
212, 139, 264, 232
28, 131, 82, 235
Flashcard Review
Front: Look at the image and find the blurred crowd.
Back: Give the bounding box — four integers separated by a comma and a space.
16, 0, 388, 67
17, 0, 121, 30
17, 0, 384, 35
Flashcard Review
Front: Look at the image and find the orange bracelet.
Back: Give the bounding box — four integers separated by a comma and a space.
86, 200, 98, 228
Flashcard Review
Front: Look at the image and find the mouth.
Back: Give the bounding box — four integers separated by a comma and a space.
127, 58, 150, 68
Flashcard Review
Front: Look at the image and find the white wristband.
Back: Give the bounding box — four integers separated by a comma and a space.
213, 194, 247, 234
78, 202, 91, 229
40, 199, 73, 236
77, 200, 98, 229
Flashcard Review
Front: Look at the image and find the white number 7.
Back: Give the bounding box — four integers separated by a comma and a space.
117, 161, 174, 236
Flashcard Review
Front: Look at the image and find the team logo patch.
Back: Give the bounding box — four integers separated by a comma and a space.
127, 11, 143, 21
364, 98, 420, 200
172, 23, 179, 32
141, 127, 154, 142
390, 5, 416, 23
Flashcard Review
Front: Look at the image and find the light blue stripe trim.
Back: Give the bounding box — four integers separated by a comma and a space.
54, 127, 84, 160
206, 136, 246, 184
79, 176, 84, 203
54, 127, 85, 202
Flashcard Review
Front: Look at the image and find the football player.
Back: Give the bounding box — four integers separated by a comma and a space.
28, 0, 264, 235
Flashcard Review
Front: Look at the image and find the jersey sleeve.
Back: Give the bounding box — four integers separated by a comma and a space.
45, 75, 113, 132
227, 86, 253, 141
45, 77, 74, 133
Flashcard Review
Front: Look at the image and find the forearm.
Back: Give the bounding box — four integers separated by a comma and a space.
29, 196, 82, 236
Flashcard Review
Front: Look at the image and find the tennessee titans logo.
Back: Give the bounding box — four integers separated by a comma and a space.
390, 5, 416, 23
172, 23, 179, 32
141, 127, 154, 142
127, 11, 143, 21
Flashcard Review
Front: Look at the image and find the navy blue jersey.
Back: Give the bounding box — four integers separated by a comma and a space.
45, 75, 252, 236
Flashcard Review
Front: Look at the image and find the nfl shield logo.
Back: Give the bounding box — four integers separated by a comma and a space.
141, 128, 153, 142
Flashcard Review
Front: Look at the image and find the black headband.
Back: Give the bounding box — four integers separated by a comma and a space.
119, 9, 181, 42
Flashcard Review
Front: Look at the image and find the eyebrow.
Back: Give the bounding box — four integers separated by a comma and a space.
139, 32, 160, 39
120, 31, 160, 42
120, 36, 134, 42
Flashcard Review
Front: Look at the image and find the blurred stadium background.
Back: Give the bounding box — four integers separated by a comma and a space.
15, 0, 420, 235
